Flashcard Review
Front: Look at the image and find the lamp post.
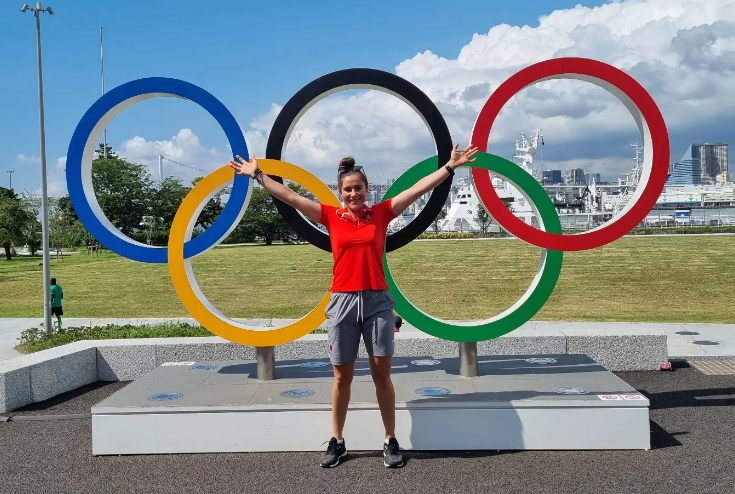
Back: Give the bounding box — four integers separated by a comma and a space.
100, 25, 107, 158
22, 3, 54, 333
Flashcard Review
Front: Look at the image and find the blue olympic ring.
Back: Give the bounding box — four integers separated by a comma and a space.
66, 77, 252, 263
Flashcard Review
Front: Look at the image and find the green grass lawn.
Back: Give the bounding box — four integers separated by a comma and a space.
1, 236, 734, 323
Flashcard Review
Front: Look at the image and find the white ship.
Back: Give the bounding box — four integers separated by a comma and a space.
656, 184, 735, 208
437, 129, 542, 232
599, 140, 644, 213
392, 130, 735, 234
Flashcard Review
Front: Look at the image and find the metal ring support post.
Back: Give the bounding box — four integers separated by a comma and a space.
257, 346, 276, 381
459, 342, 478, 377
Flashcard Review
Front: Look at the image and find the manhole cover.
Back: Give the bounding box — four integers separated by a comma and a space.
526, 358, 557, 364
675, 331, 699, 335
555, 387, 589, 395
689, 360, 735, 375
190, 364, 218, 371
411, 359, 441, 366
300, 362, 329, 368
148, 392, 183, 402
280, 389, 315, 398
415, 387, 451, 396
692, 341, 722, 346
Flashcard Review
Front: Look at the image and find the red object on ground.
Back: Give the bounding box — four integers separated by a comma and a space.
659, 362, 673, 371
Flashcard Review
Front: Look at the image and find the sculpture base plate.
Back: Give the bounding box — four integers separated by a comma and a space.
91, 354, 650, 454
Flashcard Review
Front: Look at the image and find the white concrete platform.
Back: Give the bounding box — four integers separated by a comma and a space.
91, 354, 650, 455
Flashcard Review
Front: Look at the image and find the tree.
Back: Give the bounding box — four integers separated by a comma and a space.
49, 207, 88, 260
92, 153, 153, 235
56, 195, 79, 222
0, 188, 36, 260
475, 204, 492, 235
432, 208, 447, 234
150, 177, 189, 230
226, 183, 307, 245
232, 188, 289, 245
191, 176, 224, 230
18, 193, 41, 255
96, 142, 116, 158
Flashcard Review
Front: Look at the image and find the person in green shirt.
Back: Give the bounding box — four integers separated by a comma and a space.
50, 277, 63, 332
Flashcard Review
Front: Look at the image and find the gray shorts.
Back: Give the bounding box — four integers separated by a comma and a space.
326, 290, 396, 365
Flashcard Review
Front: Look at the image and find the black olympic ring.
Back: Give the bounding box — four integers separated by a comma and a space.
265, 68, 453, 253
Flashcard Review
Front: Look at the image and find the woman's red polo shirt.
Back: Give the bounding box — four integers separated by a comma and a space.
319, 200, 397, 292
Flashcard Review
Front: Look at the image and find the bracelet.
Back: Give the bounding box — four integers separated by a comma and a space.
444, 164, 455, 177
251, 169, 264, 184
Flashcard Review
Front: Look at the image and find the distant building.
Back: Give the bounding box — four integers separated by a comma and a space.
542, 169, 563, 185
667, 143, 728, 185
667, 145, 701, 185
667, 145, 703, 185
585, 173, 601, 185
565, 168, 586, 186
698, 143, 728, 184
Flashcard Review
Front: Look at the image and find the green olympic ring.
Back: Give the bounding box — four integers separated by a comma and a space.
382, 151, 563, 342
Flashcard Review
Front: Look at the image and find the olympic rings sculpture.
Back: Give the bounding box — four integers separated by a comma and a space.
66, 57, 669, 347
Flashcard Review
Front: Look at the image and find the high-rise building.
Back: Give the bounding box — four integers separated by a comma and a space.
697, 143, 728, 184
585, 173, 601, 185
667, 145, 701, 185
666, 143, 728, 185
542, 169, 563, 184
565, 168, 586, 186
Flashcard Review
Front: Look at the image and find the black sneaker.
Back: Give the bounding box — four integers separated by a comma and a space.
383, 437, 404, 468
320, 437, 347, 468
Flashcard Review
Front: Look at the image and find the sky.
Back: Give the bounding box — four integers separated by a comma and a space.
1, 0, 735, 197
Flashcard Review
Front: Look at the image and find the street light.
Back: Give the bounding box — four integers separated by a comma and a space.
22, 3, 54, 333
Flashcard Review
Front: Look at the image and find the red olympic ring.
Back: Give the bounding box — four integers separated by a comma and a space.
471, 57, 670, 251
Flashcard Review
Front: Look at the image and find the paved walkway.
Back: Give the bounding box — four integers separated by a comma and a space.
1, 317, 733, 362
2, 366, 734, 493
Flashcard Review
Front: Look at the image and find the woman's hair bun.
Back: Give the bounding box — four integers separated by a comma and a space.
338, 156, 356, 170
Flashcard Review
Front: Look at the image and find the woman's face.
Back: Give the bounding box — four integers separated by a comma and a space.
339, 172, 367, 212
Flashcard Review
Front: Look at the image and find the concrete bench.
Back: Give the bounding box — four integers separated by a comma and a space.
0, 328, 667, 413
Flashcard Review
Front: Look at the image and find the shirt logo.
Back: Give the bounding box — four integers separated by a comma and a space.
337, 205, 373, 225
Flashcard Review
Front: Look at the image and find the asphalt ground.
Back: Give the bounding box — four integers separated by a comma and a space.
1, 362, 733, 494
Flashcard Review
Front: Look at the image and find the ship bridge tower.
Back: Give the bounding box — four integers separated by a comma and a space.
512, 126, 544, 180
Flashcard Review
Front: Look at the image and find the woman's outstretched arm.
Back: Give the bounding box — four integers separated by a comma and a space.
390, 144, 478, 217
229, 155, 322, 223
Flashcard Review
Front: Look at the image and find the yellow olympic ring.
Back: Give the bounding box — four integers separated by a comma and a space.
167, 159, 340, 347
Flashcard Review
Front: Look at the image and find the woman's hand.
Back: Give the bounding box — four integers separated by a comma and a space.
448, 143, 479, 168
229, 154, 259, 176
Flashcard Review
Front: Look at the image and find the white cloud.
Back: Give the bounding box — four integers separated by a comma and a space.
391, 0, 735, 178
16, 154, 40, 164
243, 103, 282, 159
118, 128, 227, 183
46, 177, 68, 198
109, 0, 735, 186
279, 90, 436, 184
29, 156, 69, 198
235, 0, 735, 182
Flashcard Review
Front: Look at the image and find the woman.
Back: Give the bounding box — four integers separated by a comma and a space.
229, 144, 478, 468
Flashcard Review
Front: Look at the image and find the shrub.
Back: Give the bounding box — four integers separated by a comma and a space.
418, 232, 475, 240
15, 323, 212, 353
15, 322, 327, 353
